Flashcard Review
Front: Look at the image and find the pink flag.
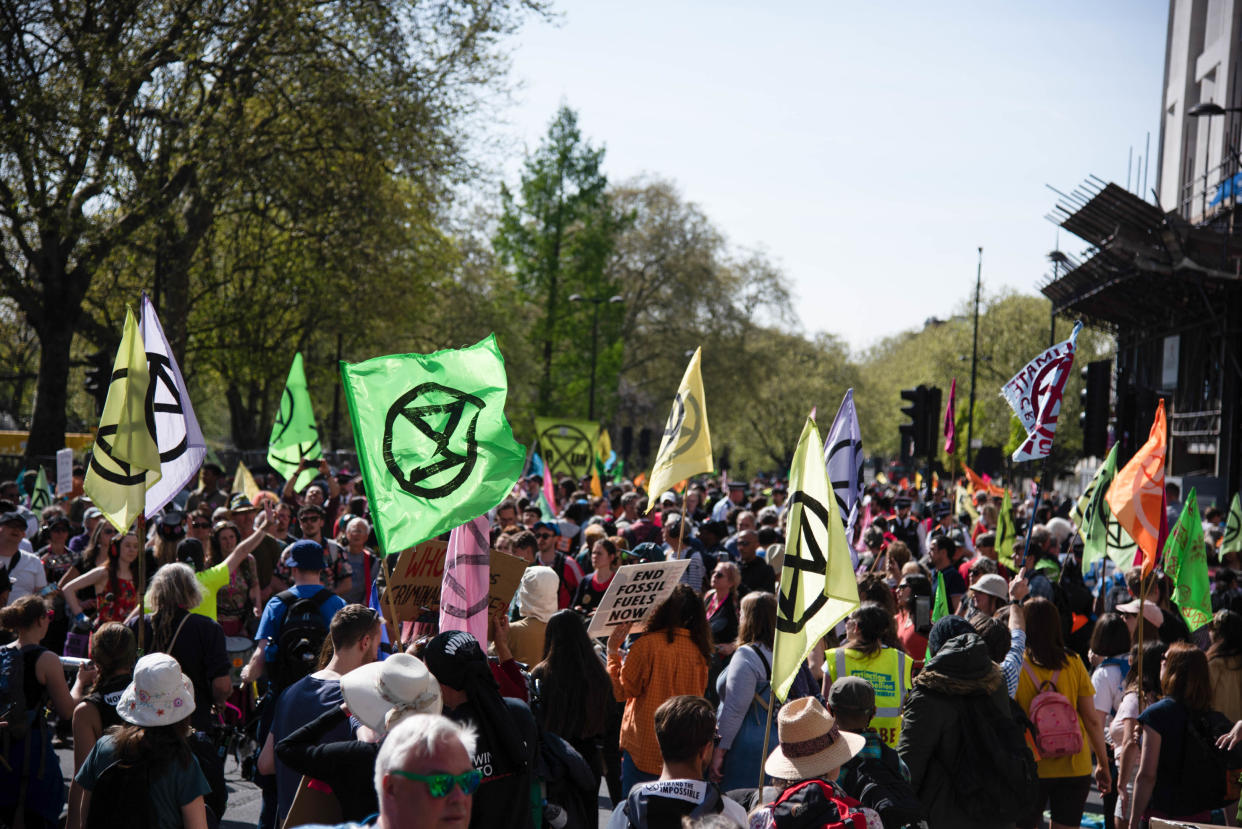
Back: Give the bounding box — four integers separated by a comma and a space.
542, 462, 559, 516
943, 378, 957, 454
439, 515, 492, 645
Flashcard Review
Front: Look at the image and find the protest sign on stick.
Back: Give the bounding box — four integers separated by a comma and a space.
586, 559, 691, 638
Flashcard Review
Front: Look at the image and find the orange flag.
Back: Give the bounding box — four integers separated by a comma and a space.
962, 462, 1004, 497
1106, 400, 1166, 576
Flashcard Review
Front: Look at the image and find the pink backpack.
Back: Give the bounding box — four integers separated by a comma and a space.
1022, 662, 1083, 758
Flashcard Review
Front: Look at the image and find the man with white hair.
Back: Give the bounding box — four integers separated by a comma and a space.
301, 714, 478, 829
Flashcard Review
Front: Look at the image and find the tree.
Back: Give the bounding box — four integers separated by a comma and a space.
0, 0, 543, 460
495, 105, 626, 418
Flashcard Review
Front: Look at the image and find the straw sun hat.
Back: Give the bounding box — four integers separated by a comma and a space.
764, 696, 866, 781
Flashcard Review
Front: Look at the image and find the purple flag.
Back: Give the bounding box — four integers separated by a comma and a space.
439, 515, 492, 644
943, 378, 957, 454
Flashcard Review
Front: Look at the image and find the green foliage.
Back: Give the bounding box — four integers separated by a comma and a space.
0, 0, 546, 457
494, 106, 628, 419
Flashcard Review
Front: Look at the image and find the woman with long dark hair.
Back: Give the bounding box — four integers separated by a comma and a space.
1112, 640, 1165, 829
58, 522, 118, 618
73, 653, 210, 829
207, 520, 261, 636
606, 583, 712, 795
0, 596, 79, 828
1124, 641, 1242, 828
1017, 597, 1111, 829
1207, 609, 1242, 722
532, 610, 613, 819
67, 623, 137, 829
63, 530, 143, 627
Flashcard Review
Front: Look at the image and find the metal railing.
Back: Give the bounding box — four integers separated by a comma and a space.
1177, 155, 1242, 225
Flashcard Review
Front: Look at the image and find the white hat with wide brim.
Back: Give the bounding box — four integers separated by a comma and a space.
764, 696, 866, 781
117, 653, 196, 728
341, 653, 442, 734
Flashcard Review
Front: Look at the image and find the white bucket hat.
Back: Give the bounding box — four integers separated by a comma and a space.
341, 653, 442, 734
970, 573, 1010, 601
117, 653, 196, 727
764, 696, 865, 781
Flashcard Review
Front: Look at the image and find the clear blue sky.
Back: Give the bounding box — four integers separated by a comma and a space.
499, 1, 1168, 353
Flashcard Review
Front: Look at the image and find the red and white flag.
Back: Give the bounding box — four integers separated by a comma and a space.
439, 515, 492, 644
1001, 322, 1082, 463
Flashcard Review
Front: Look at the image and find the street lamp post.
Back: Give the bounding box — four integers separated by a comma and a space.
569, 293, 623, 420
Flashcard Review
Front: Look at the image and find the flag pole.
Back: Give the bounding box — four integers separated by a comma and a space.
136, 514, 146, 654
1017, 459, 1053, 573
757, 639, 778, 794
1134, 570, 1153, 714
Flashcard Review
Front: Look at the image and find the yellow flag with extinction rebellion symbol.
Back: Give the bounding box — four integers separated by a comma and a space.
645, 347, 713, 509
83, 307, 162, 532
534, 417, 601, 479
772, 416, 858, 702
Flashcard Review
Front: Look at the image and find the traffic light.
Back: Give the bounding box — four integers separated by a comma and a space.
84, 350, 111, 411
899, 386, 928, 459
1080, 360, 1110, 458
923, 386, 942, 456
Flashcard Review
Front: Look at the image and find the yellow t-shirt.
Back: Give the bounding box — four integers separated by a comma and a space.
1016, 655, 1096, 778
190, 562, 230, 621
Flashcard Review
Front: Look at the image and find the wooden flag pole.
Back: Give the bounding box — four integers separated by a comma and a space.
135, 514, 146, 654
1133, 567, 1158, 715
757, 642, 778, 794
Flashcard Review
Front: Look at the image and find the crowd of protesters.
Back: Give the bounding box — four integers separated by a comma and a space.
3, 461, 1242, 829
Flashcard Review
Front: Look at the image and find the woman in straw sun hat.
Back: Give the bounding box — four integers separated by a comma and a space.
73, 652, 211, 829
274, 653, 443, 823
749, 696, 880, 829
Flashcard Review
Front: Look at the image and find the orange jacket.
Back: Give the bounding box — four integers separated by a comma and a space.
607, 627, 709, 775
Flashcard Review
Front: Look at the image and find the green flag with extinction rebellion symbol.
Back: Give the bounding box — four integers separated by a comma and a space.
341, 334, 526, 553
268, 353, 323, 492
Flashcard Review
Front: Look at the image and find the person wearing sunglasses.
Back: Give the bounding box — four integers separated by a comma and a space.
373, 714, 477, 829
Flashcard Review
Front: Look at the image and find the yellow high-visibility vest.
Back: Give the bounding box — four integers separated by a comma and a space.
827, 645, 913, 748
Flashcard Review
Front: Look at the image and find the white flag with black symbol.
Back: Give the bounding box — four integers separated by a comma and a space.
823, 388, 863, 566
139, 293, 206, 517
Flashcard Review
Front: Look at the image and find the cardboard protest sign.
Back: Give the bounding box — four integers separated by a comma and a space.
487, 551, 527, 616
586, 559, 691, 638
385, 539, 448, 622
56, 448, 74, 496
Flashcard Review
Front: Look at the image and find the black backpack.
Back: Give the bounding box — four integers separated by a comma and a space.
1177, 708, 1242, 813
950, 694, 1040, 823
0, 644, 32, 739
273, 589, 332, 687
87, 760, 157, 829
838, 748, 927, 828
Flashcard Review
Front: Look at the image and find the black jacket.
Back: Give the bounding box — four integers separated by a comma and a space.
896, 632, 1015, 829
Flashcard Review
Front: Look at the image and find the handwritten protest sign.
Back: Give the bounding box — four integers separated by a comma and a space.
586, 559, 691, 638
385, 539, 448, 622
487, 551, 527, 616
56, 448, 74, 496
